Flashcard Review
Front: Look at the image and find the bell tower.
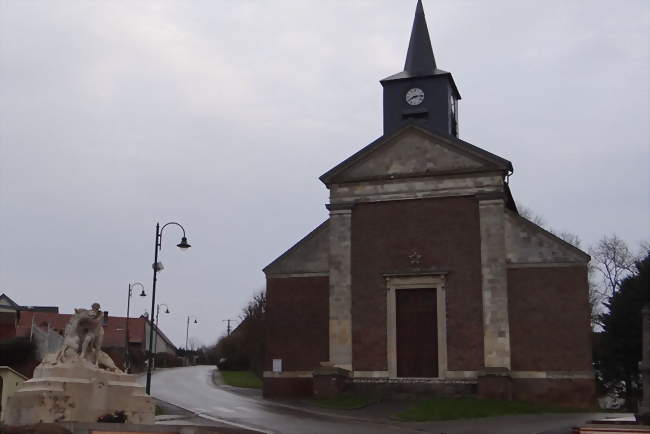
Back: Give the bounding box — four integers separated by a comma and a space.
381, 0, 461, 137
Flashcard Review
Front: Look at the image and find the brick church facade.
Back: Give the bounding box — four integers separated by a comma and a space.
263, 1, 595, 407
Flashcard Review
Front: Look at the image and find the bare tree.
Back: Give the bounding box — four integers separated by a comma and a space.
240, 290, 266, 323
640, 240, 650, 257
590, 234, 636, 297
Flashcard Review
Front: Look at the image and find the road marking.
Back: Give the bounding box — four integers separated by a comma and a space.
197, 412, 273, 434
213, 406, 235, 413
193, 408, 208, 413
233, 406, 253, 412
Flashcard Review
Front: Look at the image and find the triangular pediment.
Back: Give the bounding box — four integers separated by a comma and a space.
263, 220, 329, 275
505, 211, 590, 264
320, 126, 512, 185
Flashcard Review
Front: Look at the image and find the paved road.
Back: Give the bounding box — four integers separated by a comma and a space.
142, 366, 412, 434
142, 365, 618, 434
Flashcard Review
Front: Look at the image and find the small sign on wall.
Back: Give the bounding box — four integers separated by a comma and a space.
272, 359, 282, 373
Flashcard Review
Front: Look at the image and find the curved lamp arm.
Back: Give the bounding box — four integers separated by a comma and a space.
129, 282, 145, 297
158, 222, 191, 250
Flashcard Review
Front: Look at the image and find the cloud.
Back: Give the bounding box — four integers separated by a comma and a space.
0, 0, 648, 346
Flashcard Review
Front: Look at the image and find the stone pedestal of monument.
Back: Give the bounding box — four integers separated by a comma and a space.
3, 359, 154, 425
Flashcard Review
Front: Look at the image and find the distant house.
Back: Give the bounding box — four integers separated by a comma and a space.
0, 366, 27, 421
0, 293, 58, 341
0, 294, 178, 372
0, 294, 59, 314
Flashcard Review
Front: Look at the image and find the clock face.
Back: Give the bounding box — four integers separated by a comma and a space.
405, 88, 424, 106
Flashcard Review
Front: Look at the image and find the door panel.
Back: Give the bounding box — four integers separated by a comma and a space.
396, 288, 438, 377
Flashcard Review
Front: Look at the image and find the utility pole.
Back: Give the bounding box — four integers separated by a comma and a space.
222, 319, 236, 335
185, 315, 198, 365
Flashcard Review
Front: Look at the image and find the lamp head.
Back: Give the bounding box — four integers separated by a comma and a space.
165, 308, 170, 314
177, 237, 191, 250
139, 289, 147, 297
193, 319, 198, 324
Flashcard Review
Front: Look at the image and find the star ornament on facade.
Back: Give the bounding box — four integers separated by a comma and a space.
408, 251, 423, 265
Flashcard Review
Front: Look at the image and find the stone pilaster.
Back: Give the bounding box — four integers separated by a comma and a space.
637, 304, 650, 424
478, 198, 511, 370
327, 204, 353, 371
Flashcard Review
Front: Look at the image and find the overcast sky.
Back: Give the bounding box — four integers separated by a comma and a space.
1, 0, 648, 348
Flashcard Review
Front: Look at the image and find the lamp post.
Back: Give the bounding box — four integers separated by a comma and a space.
185, 315, 198, 366
152, 303, 170, 370
146, 222, 191, 395
125, 282, 146, 373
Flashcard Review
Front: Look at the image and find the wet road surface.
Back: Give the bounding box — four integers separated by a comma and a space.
141, 365, 619, 434
141, 365, 416, 434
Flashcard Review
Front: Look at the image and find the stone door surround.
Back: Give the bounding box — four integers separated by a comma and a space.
385, 273, 447, 379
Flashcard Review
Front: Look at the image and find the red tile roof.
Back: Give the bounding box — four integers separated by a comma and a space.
16, 311, 148, 347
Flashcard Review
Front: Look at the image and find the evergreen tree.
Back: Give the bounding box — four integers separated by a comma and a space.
596, 253, 650, 410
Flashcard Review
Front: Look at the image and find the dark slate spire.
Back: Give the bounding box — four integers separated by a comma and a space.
380, 0, 461, 136
404, 0, 436, 76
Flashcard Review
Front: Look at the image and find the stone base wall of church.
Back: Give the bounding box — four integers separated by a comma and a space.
512, 378, 597, 408
263, 378, 313, 398
350, 378, 476, 398
262, 376, 595, 406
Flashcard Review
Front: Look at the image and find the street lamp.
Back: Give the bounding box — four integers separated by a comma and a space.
152, 303, 171, 370
185, 315, 198, 366
146, 222, 191, 395
125, 282, 146, 373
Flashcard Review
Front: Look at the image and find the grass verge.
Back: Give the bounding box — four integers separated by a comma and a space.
311, 395, 379, 410
397, 397, 591, 421
220, 370, 263, 389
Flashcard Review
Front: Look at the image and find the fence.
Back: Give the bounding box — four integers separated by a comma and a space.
31, 323, 64, 360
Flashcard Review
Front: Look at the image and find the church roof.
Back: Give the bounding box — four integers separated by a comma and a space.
381, 0, 461, 99
263, 220, 329, 275
319, 125, 513, 186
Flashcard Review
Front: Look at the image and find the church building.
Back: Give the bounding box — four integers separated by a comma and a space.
263, 1, 594, 407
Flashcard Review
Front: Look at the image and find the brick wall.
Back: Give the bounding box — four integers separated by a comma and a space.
265, 276, 329, 371
351, 196, 484, 371
263, 378, 313, 398
0, 312, 16, 340
508, 266, 592, 371
513, 379, 596, 408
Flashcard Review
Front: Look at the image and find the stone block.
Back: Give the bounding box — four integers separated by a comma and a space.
313, 366, 350, 398
3, 360, 153, 425
477, 368, 512, 401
